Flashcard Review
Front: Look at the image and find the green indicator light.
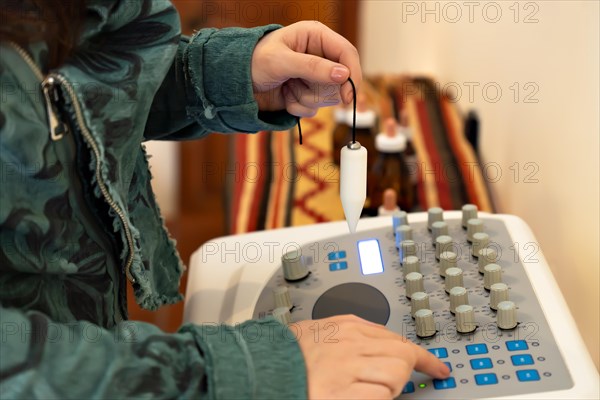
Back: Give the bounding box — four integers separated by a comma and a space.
419, 383, 427, 389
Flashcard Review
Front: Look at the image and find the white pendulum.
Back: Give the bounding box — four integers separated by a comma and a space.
340, 141, 367, 233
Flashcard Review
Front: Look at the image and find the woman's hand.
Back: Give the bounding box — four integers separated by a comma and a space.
294, 315, 451, 400
251, 21, 362, 117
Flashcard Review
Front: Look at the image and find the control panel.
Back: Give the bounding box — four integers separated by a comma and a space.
184, 209, 599, 399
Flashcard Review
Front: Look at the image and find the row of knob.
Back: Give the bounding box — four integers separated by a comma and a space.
403, 253, 502, 291
413, 300, 518, 338
397, 232, 495, 264
270, 283, 517, 332
397, 205, 518, 337
392, 204, 478, 236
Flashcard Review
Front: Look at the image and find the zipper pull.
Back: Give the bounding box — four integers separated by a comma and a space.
42, 77, 68, 141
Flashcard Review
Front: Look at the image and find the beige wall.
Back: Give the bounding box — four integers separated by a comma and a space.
360, 0, 599, 369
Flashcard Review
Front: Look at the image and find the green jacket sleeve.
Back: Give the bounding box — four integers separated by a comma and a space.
144, 25, 298, 141
0, 306, 307, 399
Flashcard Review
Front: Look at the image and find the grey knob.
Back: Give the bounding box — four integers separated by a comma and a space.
392, 210, 408, 231
431, 221, 449, 243
472, 232, 490, 258
449, 286, 469, 314
483, 264, 502, 290
462, 204, 478, 229
445, 267, 464, 293
428, 207, 444, 230
490, 283, 509, 310
435, 235, 453, 260
455, 304, 477, 333
395, 225, 413, 247
410, 292, 430, 318
272, 307, 292, 325
273, 286, 292, 309
467, 218, 484, 242
402, 256, 421, 275
400, 240, 417, 260
439, 251, 458, 277
478, 248, 498, 273
415, 309, 436, 338
497, 300, 518, 330
405, 272, 425, 298
282, 249, 309, 281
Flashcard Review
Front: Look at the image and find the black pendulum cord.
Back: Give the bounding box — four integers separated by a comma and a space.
296, 116, 302, 145
296, 76, 357, 145
347, 77, 357, 143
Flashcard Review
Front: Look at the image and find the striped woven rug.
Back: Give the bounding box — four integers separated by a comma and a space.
225, 76, 492, 234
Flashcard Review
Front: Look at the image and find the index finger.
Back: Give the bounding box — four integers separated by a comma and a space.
410, 341, 452, 379
319, 26, 362, 104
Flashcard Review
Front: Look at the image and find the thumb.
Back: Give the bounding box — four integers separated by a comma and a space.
282, 50, 350, 84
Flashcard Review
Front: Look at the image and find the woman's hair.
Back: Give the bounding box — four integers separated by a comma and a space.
0, 0, 86, 68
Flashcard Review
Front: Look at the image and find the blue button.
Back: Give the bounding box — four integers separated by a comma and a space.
428, 348, 449, 359
506, 340, 528, 351
466, 343, 489, 355
433, 377, 456, 390
327, 251, 347, 261
470, 358, 493, 370
401, 381, 415, 394
475, 373, 498, 385
444, 362, 452, 372
328, 262, 348, 271
516, 369, 540, 382
511, 354, 534, 366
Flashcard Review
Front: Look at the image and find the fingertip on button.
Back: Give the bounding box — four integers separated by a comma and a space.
439, 362, 452, 378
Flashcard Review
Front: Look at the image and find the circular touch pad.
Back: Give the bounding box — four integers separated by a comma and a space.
312, 283, 390, 325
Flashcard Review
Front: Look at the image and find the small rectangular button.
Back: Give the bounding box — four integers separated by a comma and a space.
428, 348, 449, 359
475, 373, 498, 385
466, 343, 489, 355
433, 377, 456, 390
327, 251, 347, 260
444, 362, 452, 372
516, 369, 540, 382
506, 340, 528, 351
511, 354, 534, 366
328, 262, 348, 271
470, 358, 493, 370
401, 381, 415, 394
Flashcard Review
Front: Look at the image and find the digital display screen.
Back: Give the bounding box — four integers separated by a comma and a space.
357, 239, 384, 275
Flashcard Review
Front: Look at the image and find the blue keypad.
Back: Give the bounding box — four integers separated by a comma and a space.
401, 381, 415, 394
506, 340, 528, 351
433, 377, 456, 390
511, 354, 534, 366
444, 362, 452, 372
466, 343, 489, 355
516, 369, 540, 382
470, 358, 493, 370
327, 251, 347, 261
475, 373, 498, 385
328, 262, 348, 271
428, 348, 449, 359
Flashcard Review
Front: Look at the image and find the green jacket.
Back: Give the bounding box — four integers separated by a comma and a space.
0, 0, 305, 398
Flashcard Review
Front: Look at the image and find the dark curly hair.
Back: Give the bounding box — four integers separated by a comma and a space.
0, 0, 86, 68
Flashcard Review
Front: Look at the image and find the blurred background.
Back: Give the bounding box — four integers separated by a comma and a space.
132, 0, 599, 371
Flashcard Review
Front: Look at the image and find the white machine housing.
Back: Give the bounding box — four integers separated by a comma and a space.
184, 212, 599, 399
